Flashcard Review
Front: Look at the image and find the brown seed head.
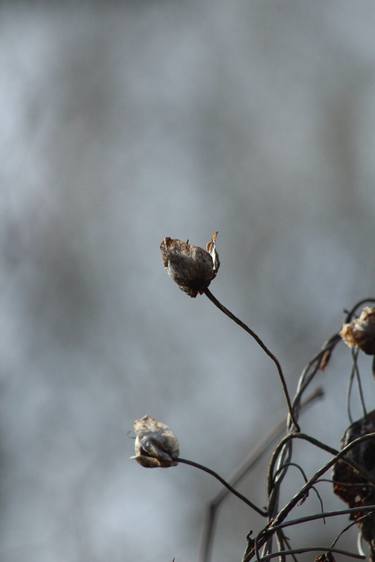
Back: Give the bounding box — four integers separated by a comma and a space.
160, 232, 220, 297
131, 415, 180, 468
340, 307, 375, 355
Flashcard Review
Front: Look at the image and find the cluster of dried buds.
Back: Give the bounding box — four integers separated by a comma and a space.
160, 232, 220, 297
340, 307, 375, 355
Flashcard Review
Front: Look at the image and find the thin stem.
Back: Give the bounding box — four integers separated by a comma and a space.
275, 530, 287, 562
273, 461, 308, 484
271, 504, 375, 531
279, 534, 299, 562
352, 348, 367, 418
317, 477, 375, 489
271, 432, 375, 525
265, 431, 335, 555
293, 333, 340, 409
347, 359, 355, 423
176, 457, 267, 517
272, 462, 325, 523
330, 512, 372, 549
345, 298, 375, 322
199, 388, 323, 562
267, 433, 339, 496
244, 432, 375, 561
257, 546, 365, 561
204, 288, 300, 432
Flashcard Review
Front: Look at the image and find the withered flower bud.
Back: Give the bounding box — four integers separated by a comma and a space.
160, 232, 220, 297
340, 307, 375, 355
131, 415, 180, 468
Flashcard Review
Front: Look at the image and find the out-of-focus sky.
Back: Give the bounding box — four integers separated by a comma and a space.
0, 2, 374, 561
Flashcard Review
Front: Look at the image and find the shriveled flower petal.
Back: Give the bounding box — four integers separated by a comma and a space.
340, 307, 375, 355
160, 232, 220, 297
131, 415, 180, 468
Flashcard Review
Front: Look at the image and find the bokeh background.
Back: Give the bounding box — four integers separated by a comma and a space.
1, 2, 375, 561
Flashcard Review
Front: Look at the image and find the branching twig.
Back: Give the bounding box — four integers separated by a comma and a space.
244, 433, 375, 561
199, 388, 324, 562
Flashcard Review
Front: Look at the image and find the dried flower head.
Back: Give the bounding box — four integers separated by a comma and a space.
131, 415, 180, 468
340, 307, 375, 355
160, 232, 220, 297
333, 411, 375, 549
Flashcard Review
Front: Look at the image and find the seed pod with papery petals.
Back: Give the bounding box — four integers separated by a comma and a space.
160, 232, 220, 297
131, 415, 180, 468
340, 307, 375, 355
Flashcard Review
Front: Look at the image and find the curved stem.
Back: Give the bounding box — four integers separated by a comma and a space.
272, 461, 326, 523
345, 298, 375, 322
204, 288, 300, 432
244, 432, 375, 561
271, 504, 375, 531
330, 512, 372, 549
316, 477, 375, 489
176, 457, 267, 517
352, 348, 367, 418
273, 432, 375, 522
347, 358, 355, 423
199, 388, 323, 562
257, 546, 365, 561
267, 433, 338, 496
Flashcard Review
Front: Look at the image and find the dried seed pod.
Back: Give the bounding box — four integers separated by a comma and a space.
340, 307, 375, 355
160, 232, 220, 297
333, 410, 375, 553
131, 415, 180, 468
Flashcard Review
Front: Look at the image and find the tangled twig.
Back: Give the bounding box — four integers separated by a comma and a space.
133, 235, 375, 562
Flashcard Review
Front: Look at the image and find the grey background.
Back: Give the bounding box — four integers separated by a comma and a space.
0, 2, 374, 561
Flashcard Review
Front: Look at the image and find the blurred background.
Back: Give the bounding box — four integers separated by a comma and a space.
0, 2, 375, 561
